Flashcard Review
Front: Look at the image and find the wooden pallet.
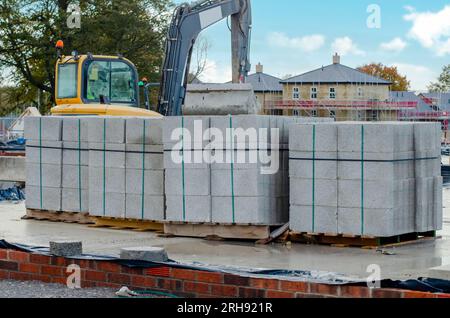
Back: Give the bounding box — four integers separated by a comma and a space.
23, 209, 94, 224
163, 222, 276, 240
89, 217, 164, 232
287, 231, 437, 248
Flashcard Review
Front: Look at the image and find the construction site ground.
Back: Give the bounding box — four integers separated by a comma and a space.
1, 187, 450, 282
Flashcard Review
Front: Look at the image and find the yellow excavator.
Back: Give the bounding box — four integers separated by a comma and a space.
50, 0, 252, 118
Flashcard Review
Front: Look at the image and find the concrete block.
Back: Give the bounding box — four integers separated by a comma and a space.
211, 169, 269, 197
125, 118, 164, 145
50, 241, 82, 257
290, 178, 337, 207
88, 167, 125, 193
62, 117, 89, 142
26, 141, 62, 165
126, 169, 164, 195
289, 152, 337, 179
211, 196, 274, 224
338, 161, 394, 181
165, 195, 211, 223
87, 117, 125, 144
338, 207, 395, 237
434, 177, 443, 231
26, 163, 61, 188
24, 116, 62, 141
165, 168, 210, 196
125, 194, 164, 221
88, 192, 126, 218
338, 179, 395, 209
26, 186, 61, 211
290, 205, 338, 234
62, 188, 89, 212
89, 143, 125, 168
62, 142, 89, 166
125, 144, 164, 170
289, 124, 337, 152
163, 149, 210, 170
163, 116, 211, 146
338, 123, 396, 153
62, 165, 89, 189
120, 247, 168, 262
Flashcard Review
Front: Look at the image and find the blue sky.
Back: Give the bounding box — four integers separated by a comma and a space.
180, 0, 450, 91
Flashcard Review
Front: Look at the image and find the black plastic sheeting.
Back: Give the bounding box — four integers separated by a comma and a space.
1, 239, 450, 294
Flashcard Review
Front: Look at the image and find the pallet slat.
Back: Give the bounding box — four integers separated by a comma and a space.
164, 223, 272, 240
90, 217, 164, 232
23, 209, 94, 224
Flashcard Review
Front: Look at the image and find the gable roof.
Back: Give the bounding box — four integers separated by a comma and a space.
422, 92, 450, 111
390, 91, 430, 112
244, 72, 283, 92
281, 63, 392, 85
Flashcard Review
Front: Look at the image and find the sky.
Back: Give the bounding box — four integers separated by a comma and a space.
180, 0, 450, 91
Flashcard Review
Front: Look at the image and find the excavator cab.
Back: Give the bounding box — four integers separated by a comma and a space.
51, 41, 161, 117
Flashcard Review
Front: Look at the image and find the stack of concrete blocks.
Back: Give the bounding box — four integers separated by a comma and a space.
289, 122, 443, 237
87, 117, 126, 218
25, 117, 63, 211
125, 118, 165, 221
163, 116, 212, 223
61, 118, 89, 212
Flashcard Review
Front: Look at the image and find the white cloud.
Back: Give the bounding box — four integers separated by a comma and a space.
380, 37, 407, 52
331, 37, 365, 56
267, 32, 325, 52
392, 63, 437, 91
404, 5, 450, 56
197, 59, 232, 83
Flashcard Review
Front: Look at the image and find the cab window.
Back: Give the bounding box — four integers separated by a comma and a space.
57, 63, 77, 99
84, 60, 137, 104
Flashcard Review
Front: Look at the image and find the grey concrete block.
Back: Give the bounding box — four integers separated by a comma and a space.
87, 117, 125, 144
211, 169, 269, 197
62, 117, 89, 142
126, 169, 164, 195
50, 241, 82, 257
62, 142, 89, 166
289, 153, 337, 180
88, 191, 126, 218
88, 167, 125, 193
434, 177, 443, 231
289, 124, 337, 152
290, 205, 338, 234
338, 207, 396, 237
26, 163, 61, 188
62, 165, 89, 189
163, 149, 210, 170
338, 161, 394, 181
211, 196, 274, 224
165, 195, 211, 223
338, 179, 395, 209
62, 188, 89, 212
125, 118, 164, 145
163, 116, 211, 146
26, 186, 61, 211
26, 141, 62, 165
89, 144, 125, 168
338, 123, 396, 153
24, 116, 62, 141
165, 168, 210, 196
290, 178, 337, 207
125, 194, 164, 221
120, 247, 168, 262
125, 144, 164, 170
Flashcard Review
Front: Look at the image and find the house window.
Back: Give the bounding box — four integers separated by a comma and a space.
311, 87, 318, 99
371, 111, 379, 121
311, 110, 318, 117
330, 110, 336, 118
292, 87, 300, 100
357, 87, 363, 98
329, 87, 336, 99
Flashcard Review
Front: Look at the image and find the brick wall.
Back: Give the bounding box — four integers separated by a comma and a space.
1, 249, 449, 298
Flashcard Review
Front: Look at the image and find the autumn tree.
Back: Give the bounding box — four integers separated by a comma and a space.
0, 0, 173, 113
428, 65, 450, 93
357, 63, 410, 91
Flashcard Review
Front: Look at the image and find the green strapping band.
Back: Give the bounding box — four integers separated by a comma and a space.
181, 116, 186, 222
39, 117, 43, 210
361, 125, 365, 235
312, 125, 316, 233
141, 120, 146, 220
103, 118, 106, 216
229, 115, 236, 223
78, 119, 82, 212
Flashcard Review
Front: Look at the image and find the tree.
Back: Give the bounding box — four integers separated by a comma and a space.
0, 0, 173, 113
357, 63, 410, 91
428, 65, 450, 93
187, 35, 211, 84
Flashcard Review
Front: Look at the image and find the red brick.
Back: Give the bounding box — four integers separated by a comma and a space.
309, 283, 341, 296
211, 284, 238, 297
340, 286, 371, 298
0, 270, 9, 279
266, 290, 295, 298
131, 275, 157, 288
436, 293, 450, 298
197, 271, 223, 284
10, 272, 32, 281
7, 250, 29, 263
85, 270, 107, 282
41, 265, 64, 276
19, 263, 40, 274
157, 278, 183, 291
0, 249, 7, 260
403, 291, 437, 298
73, 259, 97, 269
280, 280, 309, 293
171, 268, 196, 281
30, 254, 51, 265
145, 266, 171, 277
184, 281, 210, 294
224, 274, 250, 286
121, 267, 144, 275
296, 293, 326, 298
81, 281, 97, 288
97, 262, 122, 273
34, 275, 51, 283
108, 273, 131, 285
96, 282, 121, 289
51, 277, 68, 285
371, 288, 404, 298
250, 278, 279, 290
239, 287, 266, 298
51, 257, 71, 267
0, 260, 18, 271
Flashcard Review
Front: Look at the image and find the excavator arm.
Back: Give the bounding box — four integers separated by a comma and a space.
158, 0, 252, 116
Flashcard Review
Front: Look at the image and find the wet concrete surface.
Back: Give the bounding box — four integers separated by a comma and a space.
1, 189, 450, 281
